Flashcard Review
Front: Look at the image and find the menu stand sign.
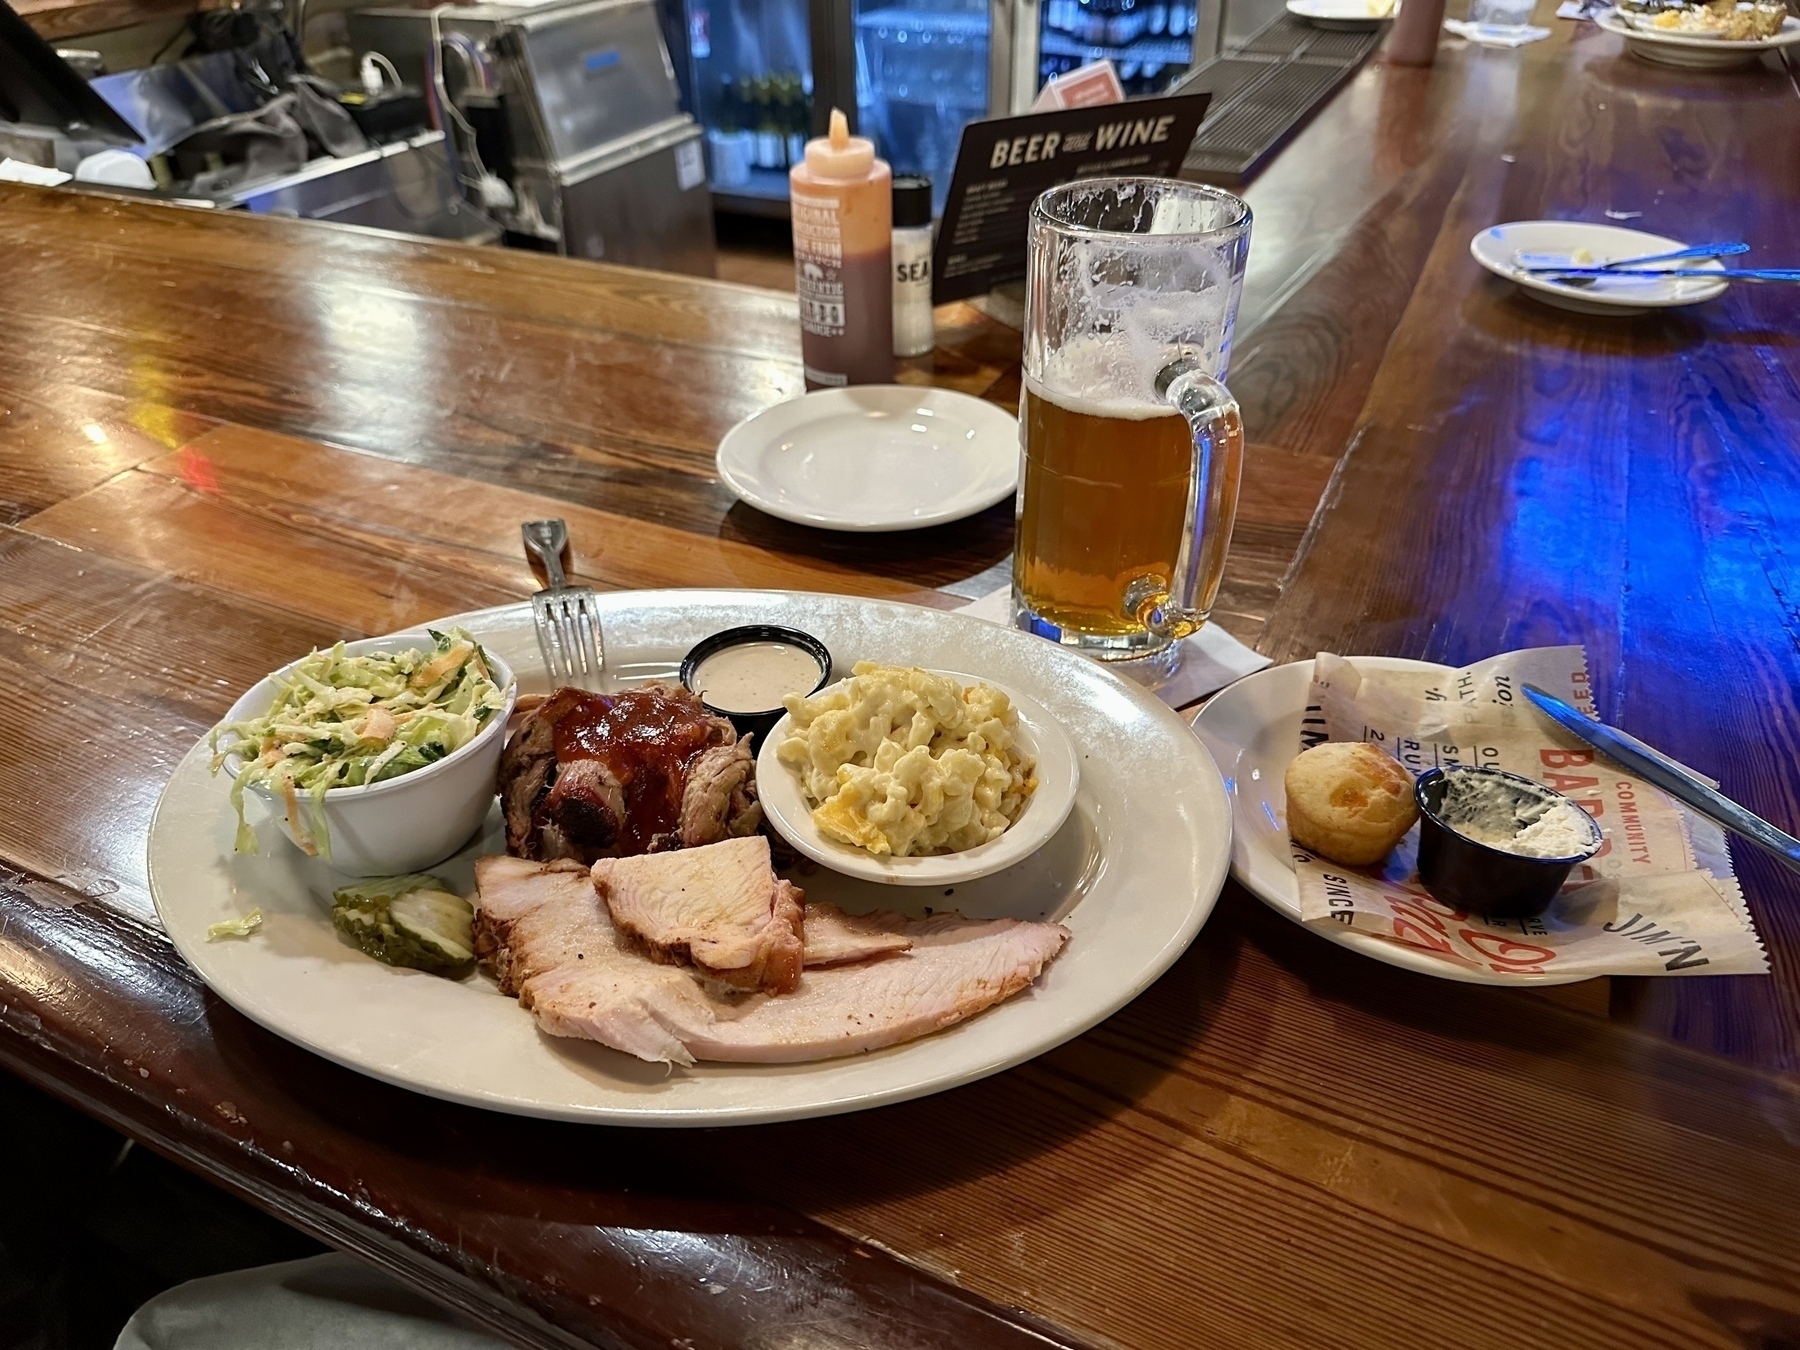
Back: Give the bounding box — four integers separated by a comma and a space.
929, 93, 1213, 305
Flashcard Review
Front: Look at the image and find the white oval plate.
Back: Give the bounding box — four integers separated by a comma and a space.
1597, 6, 1800, 63
1470, 220, 1728, 315
755, 674, 1080, 886
148, 591, 1231, 1126
1286, 0, 1393, 28
715, 386, 1019, 532
1191, 656, 1590, 986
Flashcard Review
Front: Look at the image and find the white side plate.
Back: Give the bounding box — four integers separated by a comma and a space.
148, 591, 1232, 1125
1470, 220, 1728, 315
716, 386, 1019, 532
1286, 0, 1393, 28
1192, 657, 1591, 985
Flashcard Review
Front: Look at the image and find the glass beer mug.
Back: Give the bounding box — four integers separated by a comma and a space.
1013, 178, 1252, 680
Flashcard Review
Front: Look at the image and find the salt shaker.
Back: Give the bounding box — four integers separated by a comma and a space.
891, 174, 935, 358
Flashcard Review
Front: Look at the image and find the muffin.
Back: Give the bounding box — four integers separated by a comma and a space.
1285, 741, 1419, 867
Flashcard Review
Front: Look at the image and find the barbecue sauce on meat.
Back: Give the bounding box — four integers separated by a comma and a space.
548, 688, 722, 855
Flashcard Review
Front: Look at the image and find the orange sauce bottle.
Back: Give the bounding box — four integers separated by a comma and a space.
789, 108, 894, 387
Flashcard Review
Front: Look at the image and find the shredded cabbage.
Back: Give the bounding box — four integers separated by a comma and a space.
206, 909, 263, 941
208, 628, 508, 859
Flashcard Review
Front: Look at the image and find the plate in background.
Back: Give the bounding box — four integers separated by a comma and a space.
1597, 6, 1800, 64
716, 385, 1019, 532
1286, 0, 1394, 28
1470, 220, 1729, 315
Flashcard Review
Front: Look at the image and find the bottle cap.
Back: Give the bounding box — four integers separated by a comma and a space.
803, 107, 875, 180
893, 174, 932, 228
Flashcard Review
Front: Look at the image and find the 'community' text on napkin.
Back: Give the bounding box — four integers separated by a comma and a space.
1291, 648, 1767, 979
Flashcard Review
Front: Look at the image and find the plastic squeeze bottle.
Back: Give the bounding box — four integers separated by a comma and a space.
790, 108, 893, 387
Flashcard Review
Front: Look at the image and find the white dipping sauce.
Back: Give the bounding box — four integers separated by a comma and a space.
693, 642, 822, 712
1438, 773, 1596, 858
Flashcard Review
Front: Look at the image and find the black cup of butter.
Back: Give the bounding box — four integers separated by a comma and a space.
679, 625, 833, 746
1414, 765, 1603, 919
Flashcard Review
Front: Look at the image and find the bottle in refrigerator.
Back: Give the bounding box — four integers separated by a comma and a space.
780, 72, 807, 168
707, 74, 751, 187
754, 76, 783, 168
790, 108, 893, 388
735, 77, 760, 167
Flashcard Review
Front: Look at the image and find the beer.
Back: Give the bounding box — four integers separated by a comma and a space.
1014, 375, 1243, 645
1017, 177, 1251, 669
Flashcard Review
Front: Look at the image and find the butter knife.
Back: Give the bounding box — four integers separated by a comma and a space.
1521, 684, 1800, 876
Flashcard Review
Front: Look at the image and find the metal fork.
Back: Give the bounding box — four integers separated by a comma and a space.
521, 519, 606, 691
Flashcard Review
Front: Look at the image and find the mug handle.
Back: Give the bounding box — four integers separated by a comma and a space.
1122, 358, 1245, 641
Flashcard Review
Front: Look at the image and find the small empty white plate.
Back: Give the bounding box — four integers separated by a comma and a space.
1470, 220, 1728, 316
1286, 0, 1392, 28
716, 385, 1019, 532
756, 673, 1080, 886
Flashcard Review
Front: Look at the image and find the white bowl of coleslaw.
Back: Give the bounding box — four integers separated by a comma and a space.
214, 631, 517, 878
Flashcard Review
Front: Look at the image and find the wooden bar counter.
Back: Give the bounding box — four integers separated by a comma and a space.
3, 12, 1800, 1349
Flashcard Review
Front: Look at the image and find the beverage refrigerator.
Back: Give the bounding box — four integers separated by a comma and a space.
658, 0, 1225, 215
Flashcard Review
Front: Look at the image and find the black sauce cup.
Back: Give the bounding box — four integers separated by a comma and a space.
679, 625, 833, 747
1414, 766, 1604, 920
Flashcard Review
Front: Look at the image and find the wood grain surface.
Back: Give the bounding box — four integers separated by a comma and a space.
2, 10, 1799, 1348
15, 0, 201, 42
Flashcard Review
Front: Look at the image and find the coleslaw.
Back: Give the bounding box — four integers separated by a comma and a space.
209, 628, 509, 859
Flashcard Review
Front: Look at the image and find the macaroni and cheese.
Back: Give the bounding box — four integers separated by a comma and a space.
776, 662, 1037, 857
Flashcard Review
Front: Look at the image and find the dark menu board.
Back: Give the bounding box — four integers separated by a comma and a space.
929, 93, 1213, 305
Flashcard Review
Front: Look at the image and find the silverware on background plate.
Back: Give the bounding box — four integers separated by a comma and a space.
521, 518, 606, 691
1521, 684, 1800, 876
1522, 266, 1800, 283
1515, 241, 1749, 271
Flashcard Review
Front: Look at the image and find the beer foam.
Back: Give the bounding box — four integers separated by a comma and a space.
1028, 333, 1184, 420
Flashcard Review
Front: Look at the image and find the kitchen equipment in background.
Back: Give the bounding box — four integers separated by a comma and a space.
853, 0, 991, 217
1035, 0, 1217, 97
854, 0, 1219, 216
348, 0, 716, 275
231, 131, 492, 239
657, 0, 1224, 216
0, 0, 138, 167
1170, 7, 1386, 184
660, 0, 814, 212
7, 11, 489, 242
